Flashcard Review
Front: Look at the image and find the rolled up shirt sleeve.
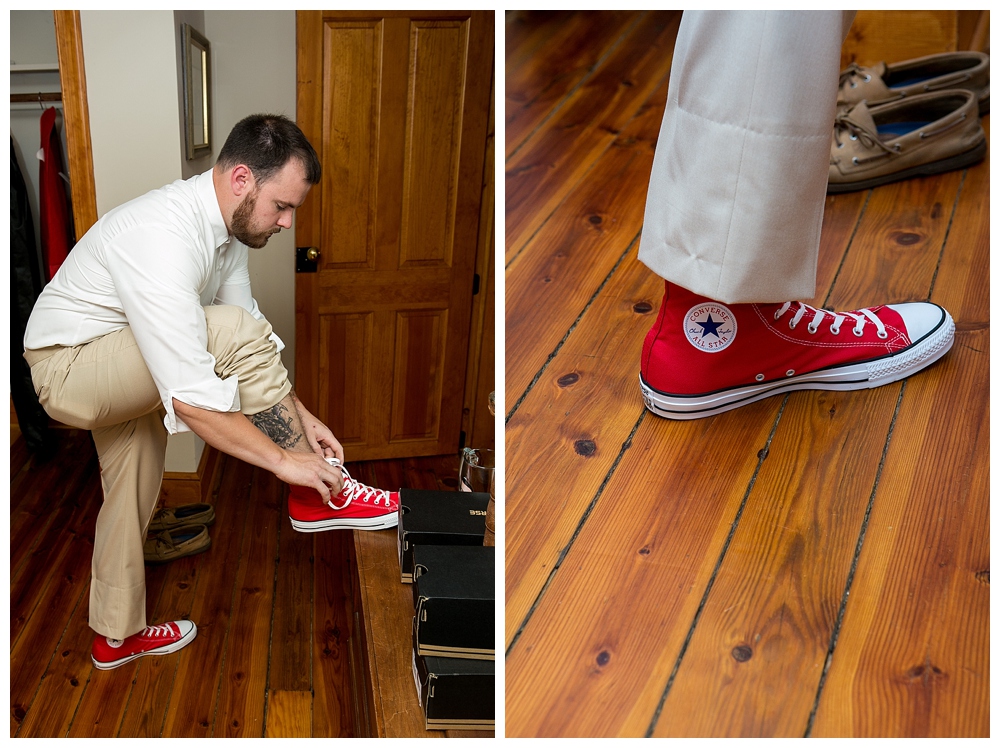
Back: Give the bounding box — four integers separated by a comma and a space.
104, 226, 241, 434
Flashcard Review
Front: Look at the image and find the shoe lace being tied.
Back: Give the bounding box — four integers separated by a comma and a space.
832, 111, 899, 164
328, 465, 392, 510
774, 301, 887, 338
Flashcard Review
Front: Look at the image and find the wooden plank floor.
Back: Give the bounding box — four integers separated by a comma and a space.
504, 10, 989, 738
9, 426, 466, 738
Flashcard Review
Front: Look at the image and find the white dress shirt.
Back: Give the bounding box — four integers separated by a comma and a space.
24, 169, 283, 435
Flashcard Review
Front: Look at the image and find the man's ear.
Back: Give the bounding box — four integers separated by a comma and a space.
230, 164, 255, 197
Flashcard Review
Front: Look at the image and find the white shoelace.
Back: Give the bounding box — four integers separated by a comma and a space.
325, 461, 392, 510
142, 623, 176, 638
774, 302, 888, 339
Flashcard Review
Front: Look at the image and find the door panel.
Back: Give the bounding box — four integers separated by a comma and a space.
296, 11, 493, 460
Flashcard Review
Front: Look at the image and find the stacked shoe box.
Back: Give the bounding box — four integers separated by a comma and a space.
398, 489, 495, 731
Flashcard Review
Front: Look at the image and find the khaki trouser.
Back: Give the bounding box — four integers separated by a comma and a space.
24, 305, 292, 640
638, 10, 857, 303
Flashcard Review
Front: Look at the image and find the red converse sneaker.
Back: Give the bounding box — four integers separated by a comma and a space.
91, 620, 197, 670
287, 459, 399, 532
640, 281, 954, 419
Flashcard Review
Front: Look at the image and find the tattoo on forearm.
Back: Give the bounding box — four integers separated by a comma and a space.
249, 404, 302, 449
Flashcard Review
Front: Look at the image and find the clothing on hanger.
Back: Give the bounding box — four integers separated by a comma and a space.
39, 105, 74, 281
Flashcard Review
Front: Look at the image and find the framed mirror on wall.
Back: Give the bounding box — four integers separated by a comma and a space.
181, 23, 211, 160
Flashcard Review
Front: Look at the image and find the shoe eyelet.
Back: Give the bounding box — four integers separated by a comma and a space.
788, 321, 797, 330
877, 331, 888, 339
807, 324, 818, 334
830, 326, 841, 335
786, 369, 795, 377
755, 374, 765, 382
864, 74, 872, 83
852, 157, 860, 165
853, 327, 864, 337
850, 134, 858, 141
850, 82, 857, 88
837, 142, 844, 149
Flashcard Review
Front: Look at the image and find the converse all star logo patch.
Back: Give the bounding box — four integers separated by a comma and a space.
106, 638, 124, 648
684, 303, 737, 352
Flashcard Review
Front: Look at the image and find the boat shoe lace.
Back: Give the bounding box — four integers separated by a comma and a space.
774, 301, 888, 339
839, 62, 875, 91
832, 112, 900, 165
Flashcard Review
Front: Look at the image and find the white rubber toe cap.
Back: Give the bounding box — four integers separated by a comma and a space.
887, 302, 949, 342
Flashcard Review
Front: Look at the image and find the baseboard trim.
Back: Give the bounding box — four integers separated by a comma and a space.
160, 444, 220, 506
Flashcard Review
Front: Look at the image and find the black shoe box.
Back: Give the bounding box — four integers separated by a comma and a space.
412, 544, 494, 660
398, 488, 490, 583
412, 618, 494, 731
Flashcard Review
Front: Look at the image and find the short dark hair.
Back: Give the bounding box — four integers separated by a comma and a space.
217, 113, 321, 185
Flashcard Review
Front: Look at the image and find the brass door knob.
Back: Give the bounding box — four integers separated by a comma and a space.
305, 247, 320, 262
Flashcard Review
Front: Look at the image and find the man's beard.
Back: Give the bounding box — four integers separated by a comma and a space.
231, 188, 277, 248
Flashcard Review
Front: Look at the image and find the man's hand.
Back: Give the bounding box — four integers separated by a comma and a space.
274, 450, 344, 500
289, 390, 345, 463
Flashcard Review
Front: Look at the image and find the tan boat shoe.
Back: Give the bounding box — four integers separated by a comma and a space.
838, 51, 989, 116
828, 90, 986, 194
148, 502, 215, 532
144, 524, 211, 564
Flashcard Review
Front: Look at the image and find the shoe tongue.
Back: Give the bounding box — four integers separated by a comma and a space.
872, 61, 888, 79
845, 100, 877, 132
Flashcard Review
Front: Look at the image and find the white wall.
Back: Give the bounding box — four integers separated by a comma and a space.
204, 10, 298, 383
81, 10, 196, 472
81, 11, 183, 214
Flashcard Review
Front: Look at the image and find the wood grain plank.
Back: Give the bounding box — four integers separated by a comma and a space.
159, 456, 253, 737
506, 405, 779, 736
505, 10, 575, 72
505, 72, 666, 399
810, 128, 989, 738
214, 467, 282, 737
824, 170, 965, 309
14, 583, 94, 737
265, 690, 312, 738
922, 117, 990, 326
651, 386, 900, 737
505, 11, 679, 262
10, 475, 102, 733
10, 431, 97, 587
269, 491, 314, 694
506, 11, 644, 158
10, 430, 30, 478
313, 528, 355, 738
810, 328, 988, 736
505, 252, 669, 647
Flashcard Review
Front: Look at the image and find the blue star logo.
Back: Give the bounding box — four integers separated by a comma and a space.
696, 314, 724, 338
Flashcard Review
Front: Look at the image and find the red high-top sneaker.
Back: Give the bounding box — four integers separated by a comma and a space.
640, 281, 954, 419
91, 620, 197, 670
287, 458, 399, 532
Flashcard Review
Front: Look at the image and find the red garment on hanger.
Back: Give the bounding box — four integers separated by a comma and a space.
39, 106, 74, 281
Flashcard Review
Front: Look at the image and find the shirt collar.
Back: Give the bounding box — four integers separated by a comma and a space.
194, 169, 232, 249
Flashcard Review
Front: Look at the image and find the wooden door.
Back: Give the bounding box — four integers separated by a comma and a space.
296, 10, 494, 460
